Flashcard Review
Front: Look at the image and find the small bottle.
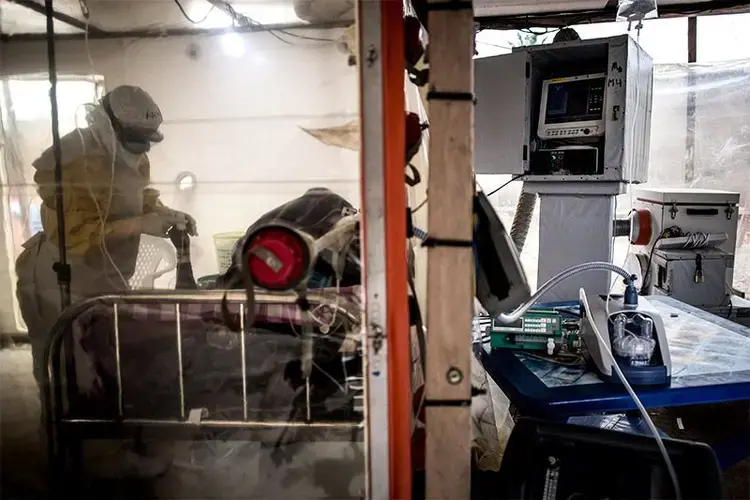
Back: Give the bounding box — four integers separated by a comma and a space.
547, 338, 555, 356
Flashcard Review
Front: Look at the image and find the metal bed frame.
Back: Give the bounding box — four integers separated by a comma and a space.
42, 289, 365, 488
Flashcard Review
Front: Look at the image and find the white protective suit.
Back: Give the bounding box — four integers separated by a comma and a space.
16, 94, 190, 395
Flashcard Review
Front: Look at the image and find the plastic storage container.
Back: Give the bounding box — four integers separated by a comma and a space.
212, 231, 245, 273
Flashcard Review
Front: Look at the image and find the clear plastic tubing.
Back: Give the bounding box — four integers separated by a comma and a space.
495, 261, 632, 325
641, 317, 654, 339
613, 314, 627, 339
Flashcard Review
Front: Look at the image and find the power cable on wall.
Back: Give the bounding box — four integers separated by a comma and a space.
173, 0, 215, 24
487, 173, 526, 197
171, 0, 337, 44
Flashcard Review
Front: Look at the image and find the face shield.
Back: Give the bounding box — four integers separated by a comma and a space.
84, 103, 156, 168
81, 86, 165, 162
102, 95, 163, 155
116, 129, 155, 155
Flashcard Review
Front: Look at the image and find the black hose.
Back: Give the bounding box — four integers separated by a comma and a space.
613, 218, 631, 238
408, 274, 426, 380
44, 0, 71, 308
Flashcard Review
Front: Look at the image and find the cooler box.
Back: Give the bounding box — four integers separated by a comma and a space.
633, 187, 740, 288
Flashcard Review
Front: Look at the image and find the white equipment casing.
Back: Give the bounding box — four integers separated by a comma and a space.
580, 295, 671, 383
536, 192, 617, 302
633, 188, 740, 255
633, 187, 740, 291
651, 248, 732, 308
475, 34, 653, 183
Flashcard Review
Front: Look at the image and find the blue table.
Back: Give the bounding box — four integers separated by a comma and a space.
477, 295, 750, 419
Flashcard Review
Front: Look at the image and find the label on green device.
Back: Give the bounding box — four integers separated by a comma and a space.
490, 309, 563, 350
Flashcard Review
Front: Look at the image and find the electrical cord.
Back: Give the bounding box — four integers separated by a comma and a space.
474, 332, 585, 366
412, 197, 428, 214
79, 7, 130, 291
640, 226, 712, 294
409, 273, 427, 435
486, 173, 526, 197
579, 288, 682, 500
640, 226, 683, 294
408, 274, 427, 381
173, 0, 215, 24
75, 103, 130, 291
201, 0, 336, 45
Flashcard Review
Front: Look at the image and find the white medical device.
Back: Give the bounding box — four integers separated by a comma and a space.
475, 35, 654, 301
537, 73, 606, 140
632, 187, 743, 314
580, 294, 671, 386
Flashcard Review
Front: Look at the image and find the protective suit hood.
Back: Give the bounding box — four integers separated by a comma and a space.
32, 103, 146, 173
32, 127, 99, 174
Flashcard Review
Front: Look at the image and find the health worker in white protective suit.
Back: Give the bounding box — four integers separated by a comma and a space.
16, 85, 197, 399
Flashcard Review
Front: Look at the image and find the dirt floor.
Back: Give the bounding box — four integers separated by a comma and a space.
0, 342, 367, 499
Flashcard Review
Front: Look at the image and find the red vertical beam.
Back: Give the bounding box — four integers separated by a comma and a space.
381, 1, 411, 499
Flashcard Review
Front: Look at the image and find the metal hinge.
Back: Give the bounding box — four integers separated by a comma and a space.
669, 203, 678, 220
725, 205, 735, 220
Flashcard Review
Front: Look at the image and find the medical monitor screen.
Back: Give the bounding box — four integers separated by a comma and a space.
544, 76, 605, 125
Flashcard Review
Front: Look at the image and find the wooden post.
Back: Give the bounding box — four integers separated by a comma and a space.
424, 1, 475, 499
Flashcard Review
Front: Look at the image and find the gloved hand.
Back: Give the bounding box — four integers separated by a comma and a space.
154, 206, 198, 236
139, 212, 186, 238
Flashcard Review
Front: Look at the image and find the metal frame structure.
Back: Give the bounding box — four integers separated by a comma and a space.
3, 0, 348, 41
44, 290, 364, 488
358, 1, 411, 498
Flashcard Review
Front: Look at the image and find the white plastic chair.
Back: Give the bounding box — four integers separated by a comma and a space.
128, 235, 178, 290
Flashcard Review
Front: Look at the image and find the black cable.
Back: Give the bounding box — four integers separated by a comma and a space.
640, 234, 662, 295
518, 27, 557, 36
640, 226, 686, 294
486, 173, 526, 197
173, 0, 215, 24
275, 29, 336, 42
408, 274, 427, 380
206, 0, 335, 45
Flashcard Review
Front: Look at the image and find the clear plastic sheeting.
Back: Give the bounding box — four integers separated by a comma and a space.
646, 60, 750, 292
0, 11, 384, 497
471, 318, 515, 472
649, 60, 750, 191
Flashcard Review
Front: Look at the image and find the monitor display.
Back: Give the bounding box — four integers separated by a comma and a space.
544, 76, 605, 125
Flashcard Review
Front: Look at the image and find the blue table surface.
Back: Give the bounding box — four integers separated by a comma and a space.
477, 295, 750, 418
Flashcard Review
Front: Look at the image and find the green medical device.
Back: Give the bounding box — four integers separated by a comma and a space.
490, 309, 563, 351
